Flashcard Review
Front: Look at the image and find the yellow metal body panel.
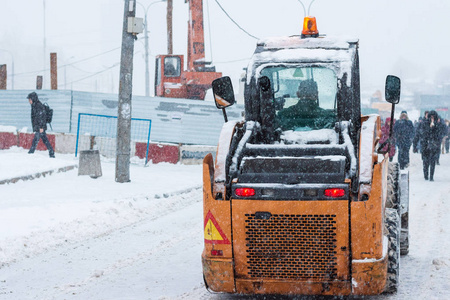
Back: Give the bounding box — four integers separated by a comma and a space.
202, 154, 235, 292
352, 254, 388, 295
235, 279, 351, 296
352, 159, 388, 260
231, 199, 350, 295
202, 113, 391, 295
201, 252, 235, 293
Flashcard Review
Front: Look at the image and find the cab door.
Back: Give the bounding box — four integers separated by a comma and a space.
155, 55, 185, 98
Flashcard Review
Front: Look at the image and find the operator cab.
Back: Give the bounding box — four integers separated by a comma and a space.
155, 55, 184, 98
212, 17, 399, 198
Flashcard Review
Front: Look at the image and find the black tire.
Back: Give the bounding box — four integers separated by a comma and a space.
399, 170, 410, 256
385, 208, 400, 293
386, 162, 400, 211
400, 211, 409, 256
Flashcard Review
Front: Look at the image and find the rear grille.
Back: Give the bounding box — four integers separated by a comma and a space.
245, 213, 338, 280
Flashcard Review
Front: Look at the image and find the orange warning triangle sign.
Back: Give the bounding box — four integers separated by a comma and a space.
204, 210, 230, 244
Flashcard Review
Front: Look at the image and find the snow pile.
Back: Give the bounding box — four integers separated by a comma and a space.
214, 120, 239, 182
281, 128, 338, 144
359, 115, 378, 183
259, 36, 357, 50
0, 125, 17, 133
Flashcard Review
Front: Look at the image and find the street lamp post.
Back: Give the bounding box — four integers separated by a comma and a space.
0, 49, 14, 90
137, 0, 166, 97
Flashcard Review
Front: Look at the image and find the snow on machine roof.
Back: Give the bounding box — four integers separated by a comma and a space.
256, 35, 359, 52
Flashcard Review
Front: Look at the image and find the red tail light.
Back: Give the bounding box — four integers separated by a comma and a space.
211, 249, 223, 256
235, 188, 255, 197
324, 188, 345, 198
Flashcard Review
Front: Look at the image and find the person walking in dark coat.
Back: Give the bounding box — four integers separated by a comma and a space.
27, 92, 55, 157
435, 116, 447, 164
393, 111, 415, 169
417, 110, 441, 181
444, 119, 450, 154
413, 111, 429, 154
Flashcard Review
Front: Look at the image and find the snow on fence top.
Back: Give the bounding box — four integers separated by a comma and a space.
0, 125, 17, 134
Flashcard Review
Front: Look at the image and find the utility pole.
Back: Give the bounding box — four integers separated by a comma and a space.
116, 0, 138, 183
0, 50, 14, 89
50, 52, 58, 90
36, 76, 43, 90
143, 11, 150, 96
0, 65, 6, 90
43, 0, 46, 89
167, 0, 173, 54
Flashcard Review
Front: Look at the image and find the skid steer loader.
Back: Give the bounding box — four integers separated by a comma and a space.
202, 16, 409, 296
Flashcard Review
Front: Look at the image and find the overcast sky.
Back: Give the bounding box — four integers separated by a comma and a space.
1, 0, 450, 97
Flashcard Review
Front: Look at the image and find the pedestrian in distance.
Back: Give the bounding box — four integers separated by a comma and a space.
415, 110, 441, 181
27, 92, 55, 158
379, 117, 396, 162
413, 111, 429, 154
444, 119, 450, 154
393, 111, 415, 169
435, 116, 447, 164
414, 117, 422, 152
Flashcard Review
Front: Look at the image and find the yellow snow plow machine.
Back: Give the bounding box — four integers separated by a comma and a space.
202, 16, 409, 296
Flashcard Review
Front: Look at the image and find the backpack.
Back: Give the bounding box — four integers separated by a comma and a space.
43, 103, 53, 124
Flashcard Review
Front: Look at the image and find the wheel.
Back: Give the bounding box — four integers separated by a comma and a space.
386, 162, 400, 211
385, 208, 400, 293
399, 170, 410, 256
400, 211, 409, 255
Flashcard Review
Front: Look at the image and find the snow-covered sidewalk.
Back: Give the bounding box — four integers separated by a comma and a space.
0, 147, 202, 267
0, 147, 77, 183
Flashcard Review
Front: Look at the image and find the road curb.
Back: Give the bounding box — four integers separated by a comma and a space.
0, 165, 78, 185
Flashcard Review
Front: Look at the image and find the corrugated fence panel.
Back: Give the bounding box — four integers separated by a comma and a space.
0, 90, 72, 133
0, 90, 244, 146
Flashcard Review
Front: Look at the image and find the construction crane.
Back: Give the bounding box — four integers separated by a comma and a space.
155, 0, 222, 100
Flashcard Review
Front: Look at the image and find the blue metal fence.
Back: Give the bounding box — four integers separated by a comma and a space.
75, 113, 152, 164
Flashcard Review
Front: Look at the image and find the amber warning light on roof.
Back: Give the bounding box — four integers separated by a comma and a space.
301, 16, 319, 38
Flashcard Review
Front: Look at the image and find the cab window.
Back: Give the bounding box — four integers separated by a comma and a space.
164, 57, 181, 77
155, 58, 161, 86
260, 66, 338, 131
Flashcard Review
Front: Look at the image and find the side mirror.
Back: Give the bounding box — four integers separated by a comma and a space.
212, 76, 236, 109
385, 75, 401, 104
259, 76, 271, 92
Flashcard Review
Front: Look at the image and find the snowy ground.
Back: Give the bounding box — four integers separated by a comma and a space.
0, 147, 449, 299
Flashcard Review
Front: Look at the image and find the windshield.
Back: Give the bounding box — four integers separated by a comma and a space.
260, 66, 338, 131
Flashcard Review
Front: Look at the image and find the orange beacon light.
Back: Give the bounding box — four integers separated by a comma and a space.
301, 16, 319, 38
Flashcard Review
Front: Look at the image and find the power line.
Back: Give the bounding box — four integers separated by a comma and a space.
14, 47, 121, 77
213, 0, 259, 40
66, 63, 97, 74
58, 47, 121, 69
215, 57, 251, 64
59, 62, 120, 87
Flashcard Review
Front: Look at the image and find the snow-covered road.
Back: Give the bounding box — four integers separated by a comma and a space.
0, 148, 449, 299
1, 189, 204, 299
